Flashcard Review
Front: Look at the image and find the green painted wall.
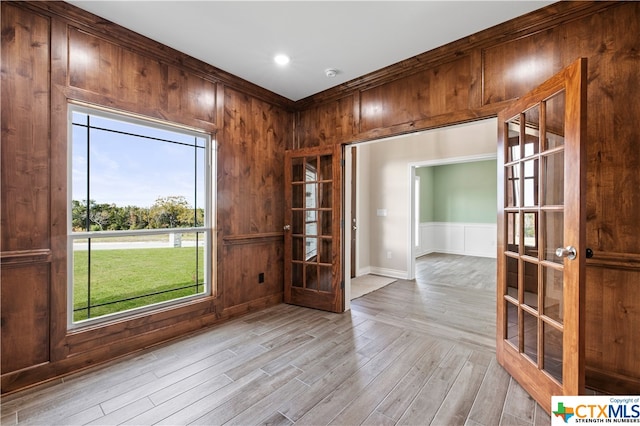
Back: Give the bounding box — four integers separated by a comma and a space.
418, 160, 497, 224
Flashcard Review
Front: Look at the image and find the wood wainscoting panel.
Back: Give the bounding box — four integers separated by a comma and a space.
67, 27, 217, 131
1, 264, 50, 373
1, 3, 51, 252
217, 85, 288, 311
64, 297, 218, 356
218, 86, 289, 236
222, 237, 284, 309
1, 3, 52, 376
585, 2, 640, 256
586, 265, 640, 393
482, 29, 561, 105
295, 95, 356, 148
360, 56, 471, 133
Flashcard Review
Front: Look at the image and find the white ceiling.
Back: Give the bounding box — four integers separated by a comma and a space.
67, 1, 554, 101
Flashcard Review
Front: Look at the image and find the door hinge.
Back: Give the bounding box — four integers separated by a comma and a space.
341, 159, 345, 167
341, 280, 345, 289
340, 219, 345, 228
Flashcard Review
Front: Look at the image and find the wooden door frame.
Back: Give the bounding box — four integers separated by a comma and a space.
350, 146, 357, 279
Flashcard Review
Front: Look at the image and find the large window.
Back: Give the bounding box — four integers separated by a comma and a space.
68, 104, 213, 326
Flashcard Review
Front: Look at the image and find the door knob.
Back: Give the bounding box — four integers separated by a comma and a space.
555, 246, 577, 260
283, 224, 291, 231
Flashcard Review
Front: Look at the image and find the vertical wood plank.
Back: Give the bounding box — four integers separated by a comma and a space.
1, 3, 52, 375
0, 265, 50, 372
1, 3, 51, 252
49, 13, 71, 364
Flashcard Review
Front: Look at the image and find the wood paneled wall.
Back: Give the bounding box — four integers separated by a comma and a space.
219, 87, 289, 310
2, 0, 638, 395
295, 1, 640, 393
1, 3, 53, 376
1, 1, 291, 393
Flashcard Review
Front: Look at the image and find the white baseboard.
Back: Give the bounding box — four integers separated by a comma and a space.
416, 247, 434, 257
356, 266, 371, 277
369, 267, 409, 280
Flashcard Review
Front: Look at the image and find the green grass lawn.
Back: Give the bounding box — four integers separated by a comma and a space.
73, 247, 205, 322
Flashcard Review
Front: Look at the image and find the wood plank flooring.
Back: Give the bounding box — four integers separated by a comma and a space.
1, 254, 550, 425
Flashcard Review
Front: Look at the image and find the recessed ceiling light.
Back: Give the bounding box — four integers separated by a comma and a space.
274, 54, 290, 66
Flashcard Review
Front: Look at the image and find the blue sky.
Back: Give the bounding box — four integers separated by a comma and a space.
72, 112, 207, 208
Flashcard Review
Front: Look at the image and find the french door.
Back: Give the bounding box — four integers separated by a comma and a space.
496, 58, 587, 413
284, 145, 343, 313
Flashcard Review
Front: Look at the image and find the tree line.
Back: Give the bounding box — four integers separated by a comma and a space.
72, 196, 204, 232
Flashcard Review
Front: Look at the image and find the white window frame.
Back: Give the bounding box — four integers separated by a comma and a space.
67, 103, 215, 329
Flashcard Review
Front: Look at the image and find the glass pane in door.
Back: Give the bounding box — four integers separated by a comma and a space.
507, 120, 521, 162
506, 212, 520, 253
506, 255, 518, 299
523, 159, 539, 207
292, 211, 304, 234
523, 261, 538, 309
307, 157, 318, 179
319, 211, 332, 236
319, 238, 332, 263
544, 211, 564, 264
523, 310, 538, 363
320, 183, 332, 208
292, 263, 303, 288
523, 212, 538, 257
543, 322, 563, 382
292, 237, 304, 261
319, 155, 332, 179
290, 153, 334, 293
506, 165, 520, 207
501, 93, 567, 385
319, 266, 332, 292
524, 105, 540, 157
292, 158, 304, 182
306, 264, 318, 290
543, 265, 564, 323
292, 184, 304, 208
506, 301, 518, 347
545, 91, 565, 150
543, 151, 564, 206
305, 211, 317, 235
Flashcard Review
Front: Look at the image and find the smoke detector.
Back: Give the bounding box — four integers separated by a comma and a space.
325, 68, 338, 78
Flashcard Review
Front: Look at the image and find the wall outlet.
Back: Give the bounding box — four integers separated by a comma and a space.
258, 273, 264, 283
387, 251, 392, 259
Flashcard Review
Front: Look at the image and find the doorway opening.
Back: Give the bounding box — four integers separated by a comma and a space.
343, 118, 497, 310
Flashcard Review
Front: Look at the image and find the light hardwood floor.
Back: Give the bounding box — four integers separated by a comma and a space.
1, 254, 550, 425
